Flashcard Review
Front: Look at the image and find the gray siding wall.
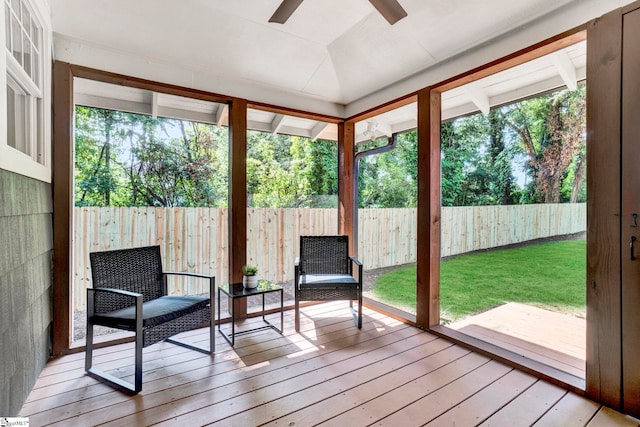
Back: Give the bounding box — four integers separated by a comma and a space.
0, 169, 53, 416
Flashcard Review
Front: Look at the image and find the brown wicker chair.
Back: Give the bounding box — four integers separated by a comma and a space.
294, 235, 363, 331
86, 245, 214, 394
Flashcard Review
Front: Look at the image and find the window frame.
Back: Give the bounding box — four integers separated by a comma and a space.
1, 0, 51, 183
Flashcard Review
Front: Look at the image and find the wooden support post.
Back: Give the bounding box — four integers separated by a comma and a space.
52, 61, 73, 356
416, 87, 441, 329
229, 98, 248, 318
338, 121, 356, 254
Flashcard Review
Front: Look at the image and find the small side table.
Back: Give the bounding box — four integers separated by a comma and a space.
217, 280, 284, 346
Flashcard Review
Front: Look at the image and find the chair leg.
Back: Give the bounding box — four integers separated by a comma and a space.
349, 300, 361, 329
85, 333, 142, 395
210, 313, 215, 353
84, 322, 94, 372
348, 295, 363, 329
295, 296, 300, 332
134, 325, 143, 393
85, 313, 144, 394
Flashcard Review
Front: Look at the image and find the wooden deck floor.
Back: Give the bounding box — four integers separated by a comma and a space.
449, 302, 586, 379
20, 302, 638, 426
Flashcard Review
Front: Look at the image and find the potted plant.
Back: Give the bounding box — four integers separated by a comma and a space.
242, 265, 259, 289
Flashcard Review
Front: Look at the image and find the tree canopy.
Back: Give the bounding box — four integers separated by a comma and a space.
439, 83, 586, 206
75, 106, 229, 207
74, 84, 586, 209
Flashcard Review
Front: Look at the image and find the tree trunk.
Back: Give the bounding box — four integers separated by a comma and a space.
570, 154, 586, 203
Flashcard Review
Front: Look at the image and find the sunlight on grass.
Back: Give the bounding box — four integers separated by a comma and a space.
373, 240, 586, 322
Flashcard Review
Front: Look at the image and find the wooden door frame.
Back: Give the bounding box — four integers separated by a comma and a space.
585, 8, 623, 409
419, 28, 592, 394
583, 1, 640, 413
52, 63, 237, 355
51, 62, 345, 355
620, 2, 640, 417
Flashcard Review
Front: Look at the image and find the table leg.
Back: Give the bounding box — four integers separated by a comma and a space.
217, 287, 221, 335
230, 295, 235, 346
217, 288, 237, 347
280, 288, 284, 333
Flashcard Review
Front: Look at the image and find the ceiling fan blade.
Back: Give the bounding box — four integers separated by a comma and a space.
368, 0, 408, 25
269, 0, 304, 24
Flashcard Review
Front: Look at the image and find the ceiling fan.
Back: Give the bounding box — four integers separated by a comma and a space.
269, 0, 408, 25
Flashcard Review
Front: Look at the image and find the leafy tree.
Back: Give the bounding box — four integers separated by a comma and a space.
441, 114, 493, 206
439, 84, 585, 207
505, 84, 586, 203
302, 139, 338, 197
75, 83, 586, 212
246, 131, 339, 208
75, 108, 129, 206
247, 132, 303, 207
357, 132, 418, 208
74, 106, 229, 207
487, 109, 518, 205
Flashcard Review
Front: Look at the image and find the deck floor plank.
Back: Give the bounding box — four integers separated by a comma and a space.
44, 309, 413, 426
101, 321, 420, 426
365, 360, 514, 426
24, 304, 355, 406
202, 335, 449, 426
264, 344, 472, 427
425, 369, 539, 426
533, 392, 602, 427
478, 380, 568, 426
18, 302, 637, 427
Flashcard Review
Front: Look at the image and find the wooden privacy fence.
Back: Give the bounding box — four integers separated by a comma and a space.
440, 203, 586, 257
72, 203, 585, 311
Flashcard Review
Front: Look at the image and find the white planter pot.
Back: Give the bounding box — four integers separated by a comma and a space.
243, 275, 258, 289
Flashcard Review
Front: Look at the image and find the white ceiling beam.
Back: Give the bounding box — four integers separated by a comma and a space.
391, 118, 417, 135
151, 92, 159, 119
442, 68, 586, 122
552, 50, 578, 91
465, 84, 491, 115
310, 122, 330, 141
215, 104, 228, 127
271, 114, 286, 134
377, 122, 393, 137
74, 94, 153, 116
156, 106, 217, 125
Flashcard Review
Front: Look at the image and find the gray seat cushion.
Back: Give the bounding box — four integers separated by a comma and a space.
92, 295, 210, 330
299, 274, 357, 288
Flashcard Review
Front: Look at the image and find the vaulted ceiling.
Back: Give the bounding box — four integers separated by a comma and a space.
51, 0, 632, 115
72, 38, 586, 144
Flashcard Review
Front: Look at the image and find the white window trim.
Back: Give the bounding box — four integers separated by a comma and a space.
6, 52, 42, 97
1, 0, 51, 183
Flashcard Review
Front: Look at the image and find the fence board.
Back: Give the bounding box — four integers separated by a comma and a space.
72, 204, 585, 311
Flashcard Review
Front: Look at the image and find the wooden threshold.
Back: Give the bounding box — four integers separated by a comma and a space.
20, 303, 638, 426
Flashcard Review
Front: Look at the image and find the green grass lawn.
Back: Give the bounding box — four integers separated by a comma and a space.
373, 240, 586, 322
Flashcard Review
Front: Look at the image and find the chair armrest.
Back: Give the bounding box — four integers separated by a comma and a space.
87, 287, 143, 317
164, 271, 215, 280
350, 257, 363, 285
88, 287, 142, 298
163, 272, 215, 298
